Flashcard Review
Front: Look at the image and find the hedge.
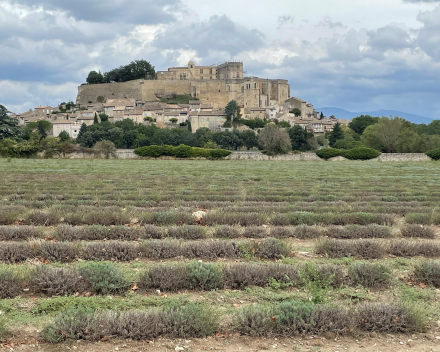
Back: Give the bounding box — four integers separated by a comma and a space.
316, 147, 380, 160
134, 144, 231, 159
342, 147, 381, 160
315, 148, 342, 160
426, 148, 440, 161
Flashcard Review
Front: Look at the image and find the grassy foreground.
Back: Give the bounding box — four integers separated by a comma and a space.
0, 159, 439, 344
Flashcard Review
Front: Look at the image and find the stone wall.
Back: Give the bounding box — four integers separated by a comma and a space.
228, 151, 322, 161
376, 153, 431, 161
77, 81, 145, 105
45, 150, 435, 161
228, 151, 433, 162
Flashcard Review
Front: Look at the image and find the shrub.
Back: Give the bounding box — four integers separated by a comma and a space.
316, 239, 385, 259
0, 207, 21, 225
208, 149, 231, 159
0, 267, 23, 299
342, 147, 380, 160
270, 227, 293, 238
243, 226, 267, 238
0, 226, 40, 241
167, 225, 206, 240
293, 225, 320, 239
325, 225, 392, 239
405, 213, 431, 225
214, 226, 240, 238
139, 264, 189, 291
301, 263, 345, 288
348, 262, 391, 288
256, 238, 290, 259
0, 243, 31, 263
41, 307, 95, 342
273, 301, 349, 336
426, 148, 440, 160
134, 145, 231, 159
31, 266, 88, 296
223, 263, 300, 289
355, 303, 420, 333
141, 239, 182, 259
183, 240, 243, 259
414, 261, 440, 287
25, 210, 60, 226
187, 261, 222, 291
38, 242, 78, 263
401, 225, 435, 239
78, 262, 130, 295
42, 304, 218, 342
143, 225, 163, 239
55, 225, 86, 241
83, 242, 138, 261
390, 241, 440, 257
82, 209, 130, 226
203, 212, 261, 226
315, 148, 342, 160
235, 301, 350, 336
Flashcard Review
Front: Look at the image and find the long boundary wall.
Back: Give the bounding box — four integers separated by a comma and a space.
54, 150, 435, 161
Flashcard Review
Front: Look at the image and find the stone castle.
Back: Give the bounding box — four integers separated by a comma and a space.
76, 61, 290, 110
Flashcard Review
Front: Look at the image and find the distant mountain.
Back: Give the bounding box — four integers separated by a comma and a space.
317, 107, 436, 125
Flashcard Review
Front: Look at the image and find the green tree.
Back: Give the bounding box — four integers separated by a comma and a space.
319, 112, 324, 120
329, 123, 344, 147
86, 71, 104, 84
65, 101, 75, 110
278, 121, 291, 128
58, 130, 70, 142
361, 117, 409, 152
258, 124, 292, 155
187, 119, 192, 132
0, 104, 22, 140
170, 118, 178, 124
93, 113, 99, 124
348, 115, 379, 135
212, 130, 242, 150
290, 108, 301, 117
99, 114, 109, 122
288, 125, 309, 151
76, 123, 88, 142
36, 121, 52, 140
238, 130, 259, 150
225, 100, 239, 124
93, 140, 117, 159
40, 137, 62, 158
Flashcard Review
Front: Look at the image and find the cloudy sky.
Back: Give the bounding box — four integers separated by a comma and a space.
1, 0, 440, 118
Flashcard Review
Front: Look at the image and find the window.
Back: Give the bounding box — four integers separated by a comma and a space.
201, 118, 204, 122
206, 118, 210, 122
200, 69, 203, 74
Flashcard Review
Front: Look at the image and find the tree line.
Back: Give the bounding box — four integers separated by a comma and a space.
328, 115, 440, 153
86, 60, 155, 84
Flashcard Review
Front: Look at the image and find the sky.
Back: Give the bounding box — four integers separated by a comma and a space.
1, 0, 440, 118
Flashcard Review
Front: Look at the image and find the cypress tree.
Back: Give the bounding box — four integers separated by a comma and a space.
77, 123, 87, 141
329, 122, 344, 147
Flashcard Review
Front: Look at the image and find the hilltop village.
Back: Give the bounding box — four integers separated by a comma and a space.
10, 61, 350, 138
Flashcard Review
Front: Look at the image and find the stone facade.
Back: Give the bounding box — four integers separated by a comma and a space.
76, 61, 290, 111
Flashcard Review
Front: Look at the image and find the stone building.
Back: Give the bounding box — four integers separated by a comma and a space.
77, 61, 290, 111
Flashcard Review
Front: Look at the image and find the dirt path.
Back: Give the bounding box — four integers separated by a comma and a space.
3, 333, 440, 352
